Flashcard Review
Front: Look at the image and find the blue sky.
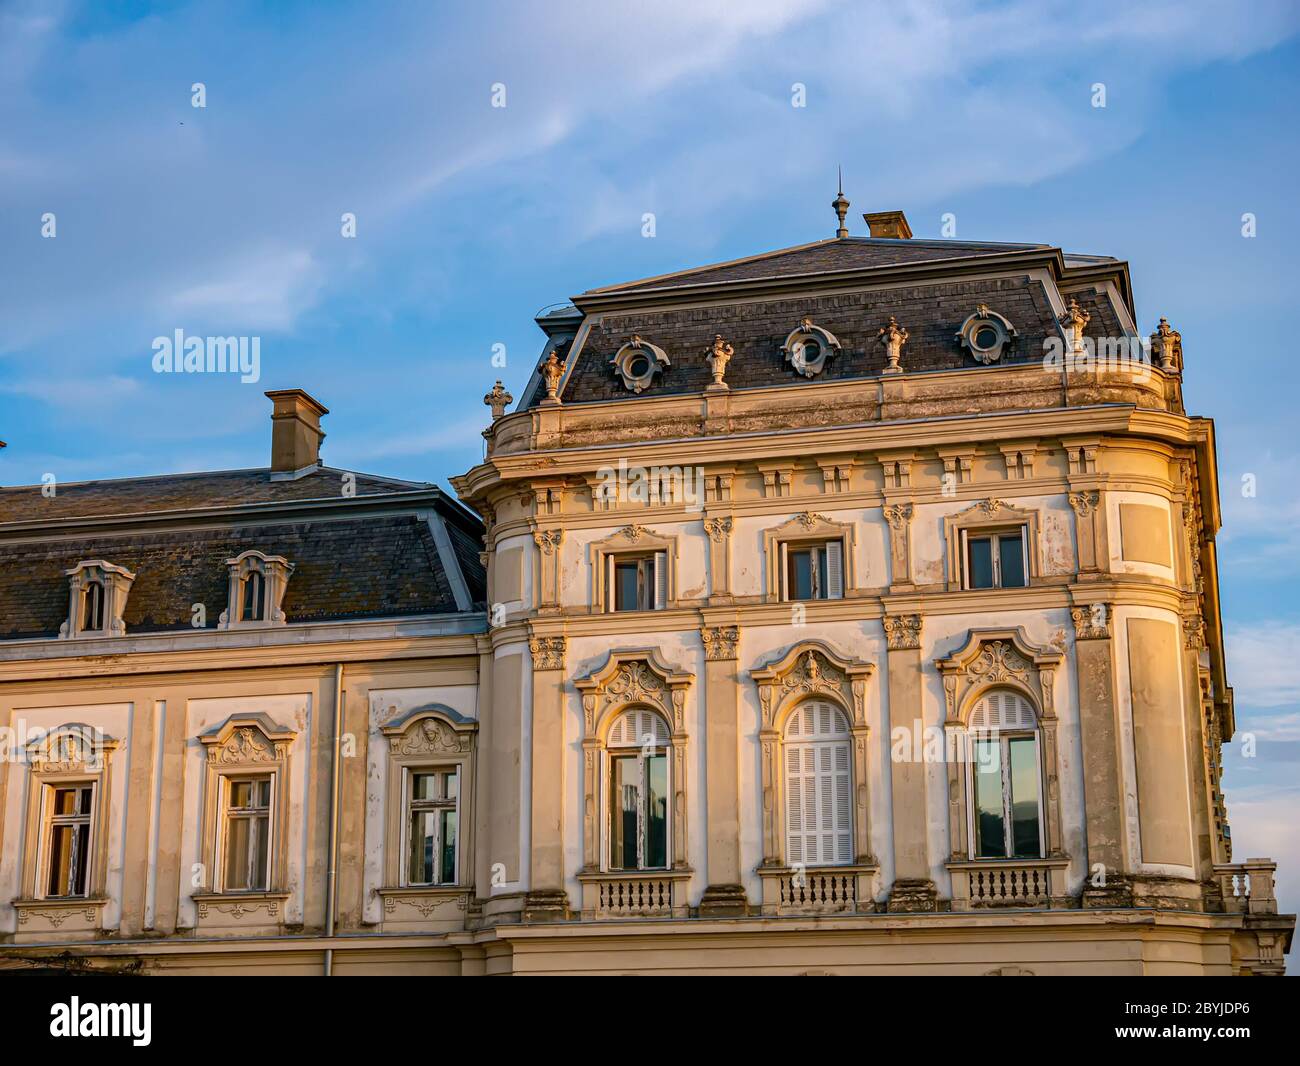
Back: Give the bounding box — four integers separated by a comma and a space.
2, 0, 1299, 932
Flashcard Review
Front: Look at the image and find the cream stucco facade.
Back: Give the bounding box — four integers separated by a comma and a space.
0, 218, 1291, 975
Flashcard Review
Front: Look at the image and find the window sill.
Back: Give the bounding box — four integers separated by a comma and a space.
376, 885, 471, 925
192, 891, 290, 924
13, 896, 108, 932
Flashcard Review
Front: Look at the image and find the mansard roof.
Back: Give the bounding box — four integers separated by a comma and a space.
0, 466, 486, 640
518, 229, 1134, 411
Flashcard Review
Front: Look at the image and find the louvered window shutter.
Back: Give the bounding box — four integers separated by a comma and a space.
786, 745, 804, 864
653, 552, 668, 609
783, 701, 852, 867
825, 539, 844, 599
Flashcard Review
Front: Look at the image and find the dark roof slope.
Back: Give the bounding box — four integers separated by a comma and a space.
0, 467, 428, 523
552, 275, 1062, 406
0, 516, 464, 639
587, 237, 1052, 295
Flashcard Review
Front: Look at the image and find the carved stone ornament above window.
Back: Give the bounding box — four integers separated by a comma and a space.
58, 560, 135, 639
610, 335, 670, 393
781, 317, 842, 378
956, 304, 1017, 364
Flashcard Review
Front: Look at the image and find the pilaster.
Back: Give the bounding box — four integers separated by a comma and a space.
882, 612, 936, 911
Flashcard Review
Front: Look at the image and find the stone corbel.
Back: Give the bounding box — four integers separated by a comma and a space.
815, 456, 854, 495
998, 443, 1037, 480
1062, 436, 1101, 476
936, 447, 975, 492
876, 451, 913, 491
756, 460, 793, 499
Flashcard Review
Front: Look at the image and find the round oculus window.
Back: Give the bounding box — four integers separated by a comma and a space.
973, 325, 1000, 351
627, 353, 651, 378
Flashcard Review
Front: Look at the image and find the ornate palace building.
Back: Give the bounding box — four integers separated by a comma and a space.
0, 206, 1291, 974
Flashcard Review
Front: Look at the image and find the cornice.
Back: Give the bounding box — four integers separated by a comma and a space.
459, 402, 1198, 500
0, 623, 484, 682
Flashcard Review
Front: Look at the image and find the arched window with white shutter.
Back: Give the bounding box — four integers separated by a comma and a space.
605, 707, 671, 871
965, 689, 1044, 860
783, 699, 853, 867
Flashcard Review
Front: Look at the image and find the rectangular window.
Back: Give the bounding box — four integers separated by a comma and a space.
222, 776, 271, 891
44, 784, 94, 898
406, 768, 459, 886
963, 529, 1027, 590
608, 752, 668, 871
781, 540, 843, 601
606, 552, 667, 612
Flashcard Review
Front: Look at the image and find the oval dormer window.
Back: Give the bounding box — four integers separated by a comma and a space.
781, 317, 841, 378
609, 336, 670, 393
956, 305, 1017, 364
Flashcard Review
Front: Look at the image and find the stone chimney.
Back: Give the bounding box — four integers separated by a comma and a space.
863, 210, 912, 240
265, 389, 328, 479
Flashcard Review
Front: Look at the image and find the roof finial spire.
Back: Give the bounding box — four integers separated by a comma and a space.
832, 168, 850, 238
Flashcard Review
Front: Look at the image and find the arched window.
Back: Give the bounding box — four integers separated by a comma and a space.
605, 708, 670, 871
784, 699, 852, 867
967, 690, 1043, 860
81, 579, 105, 632
240, 571, 265, 622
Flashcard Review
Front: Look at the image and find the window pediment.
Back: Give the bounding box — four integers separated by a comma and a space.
200, 713, 296, 764
25, 723, 119, 774
750, 639, 874, 731
381, 705, 477, 755
933, 627, 1062, 726
575, 648, 693, 739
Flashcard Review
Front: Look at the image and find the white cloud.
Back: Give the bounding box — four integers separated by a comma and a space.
1225, 622, 1300, 709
